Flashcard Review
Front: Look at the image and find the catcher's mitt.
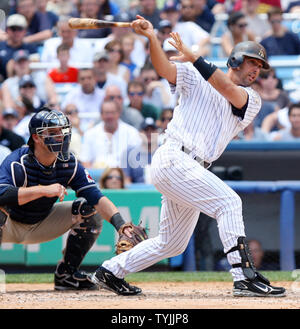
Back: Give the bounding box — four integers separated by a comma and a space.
116, 223, 148, 255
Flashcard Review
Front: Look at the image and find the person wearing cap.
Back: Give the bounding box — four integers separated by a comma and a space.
0, 14, 38, 82
127, 0, 161, 29
1, 108, 19, 131
161, 0, 210, 56
61, 68, 105, 132
157, 19, 173, 47
41, 16, 94, 65
221, 11, 256, 57
193, 0, 216, 33
1, 49, 58, 111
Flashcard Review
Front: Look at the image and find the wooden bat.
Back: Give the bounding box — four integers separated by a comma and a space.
68, 18, 148, 30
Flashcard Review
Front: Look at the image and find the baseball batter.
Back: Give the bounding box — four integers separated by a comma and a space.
91, 16, 286, 297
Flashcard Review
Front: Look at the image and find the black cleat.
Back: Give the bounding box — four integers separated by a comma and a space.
233, 278, 286, 297
54, 270, 98, 291
91, 266, 142, 296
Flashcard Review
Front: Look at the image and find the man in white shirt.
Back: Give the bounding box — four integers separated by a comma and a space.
80, 100, 142, 172
61, 68, 104, 132
41, 16, 94, 66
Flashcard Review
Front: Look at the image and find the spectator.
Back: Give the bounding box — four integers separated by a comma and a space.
179, 0, 197, 23
127, 80, 160, 121
120, 33, 141, 80
99, 167, 126, 189
221, 11, 256, 57
92, 50, 128, 101
157, 108, 173, 145
0, 14, 38, 82
235, 122, 268, 140
48, 44, 79, 83
62, 103, 83, 157
80, 100, 142, 174
161, 0, 210, 56
248, 239, 279, 270
16, 0, 53, 44
41, 16, 94, 65
104, 85, 144, 130
1, 108, 19, 131
61, 68, 105, 132
0, 109, 25, 151
240, 0, 271, 41
36, 0, 59, 30
268, 103, 300, 141
46, 0, 75, 16
128, 0, 161, 29
156, 19, 173, 47
104, 39, 131, 83
261, 106, 290, 133
260, 7, 300, 56
2, 49, 58, 110
192, 0, 215, 33
71, 0, 112, 38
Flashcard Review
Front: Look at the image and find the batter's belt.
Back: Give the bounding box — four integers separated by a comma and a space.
181, 146, 211, 169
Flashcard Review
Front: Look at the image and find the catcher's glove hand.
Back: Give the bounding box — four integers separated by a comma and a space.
116, 222, 148, 255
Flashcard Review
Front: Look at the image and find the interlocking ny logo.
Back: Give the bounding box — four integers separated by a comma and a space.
0, 10, 5, 31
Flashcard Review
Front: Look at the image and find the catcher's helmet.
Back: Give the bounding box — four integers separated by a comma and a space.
227, 41, 270, 70
28, 107, 72, 161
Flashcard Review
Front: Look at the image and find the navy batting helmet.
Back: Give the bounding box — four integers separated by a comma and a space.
227, 41, 270, 70
28, 107, 72, 161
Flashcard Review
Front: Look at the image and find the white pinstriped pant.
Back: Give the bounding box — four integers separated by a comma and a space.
103, 138, 246, 281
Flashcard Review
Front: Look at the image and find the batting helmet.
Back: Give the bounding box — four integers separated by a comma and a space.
28, 107, 72, 161
227, 41, 270, 70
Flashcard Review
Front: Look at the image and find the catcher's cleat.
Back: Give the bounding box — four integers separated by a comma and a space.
54, 270, 98, 291
91, 266, 142, 296
233, 277, 286, 297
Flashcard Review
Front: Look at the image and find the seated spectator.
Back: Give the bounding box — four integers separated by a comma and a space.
157, 108, 173, 145
104, 40, 130, 83
221, 11, 256, 57
62, 103, 83, 157
260, 7, 300, 56
261, 106, 290, 133
61, 68, 105, 132
127, 80, 160, 121
156, 19, 173, 47
193, 0, 215, 33
2, 49, 58, 110
71, 0, 112, 38
99, 167, 126, 189
128, 0, 161, 29
120, 33, 141, 80
248, 239, 279, 270
179, 0, 197, 23
161, 0, 210, 55
0, 14, 38, 82
268, 103, 300, 141
104, 85, 144, 130
36, 0, 59, 30
48, 44, 79, 83
16, 0, 53, 44
140, 63, 172, 112
92, 51, 128, 101
1, 108, 19, 131
0, 108, 25, 151
240, 0, 271, 41
41, 15, 94, 65
79, 100, 142, 171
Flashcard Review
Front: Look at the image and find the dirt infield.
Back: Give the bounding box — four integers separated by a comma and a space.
0, 281, 298, 309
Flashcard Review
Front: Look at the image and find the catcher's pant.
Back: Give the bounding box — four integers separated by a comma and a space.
103, 138, 246, 281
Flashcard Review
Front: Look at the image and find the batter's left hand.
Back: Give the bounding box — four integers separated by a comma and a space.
168, 32, 198, 63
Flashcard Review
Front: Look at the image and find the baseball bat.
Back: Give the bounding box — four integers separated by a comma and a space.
68, 18, 148, 30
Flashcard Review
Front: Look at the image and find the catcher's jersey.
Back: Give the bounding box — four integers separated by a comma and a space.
166, 62, 262, 163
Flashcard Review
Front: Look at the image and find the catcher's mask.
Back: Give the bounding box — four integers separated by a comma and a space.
28, 107, 72, 161
227, 41, 270, 70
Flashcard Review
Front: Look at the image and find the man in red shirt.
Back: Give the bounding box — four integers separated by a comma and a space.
48, 44, 78, 83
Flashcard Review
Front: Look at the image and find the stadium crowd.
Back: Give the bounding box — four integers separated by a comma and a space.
1, 0, 300, 184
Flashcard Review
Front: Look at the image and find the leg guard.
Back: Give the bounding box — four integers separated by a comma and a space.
60, 198, 103, 274
226, 237, 270, 284
0, 207, 9, 245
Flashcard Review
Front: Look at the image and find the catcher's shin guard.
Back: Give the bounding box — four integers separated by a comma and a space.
62, 198, 103, 273
226, 236, 269, 284
0, 207, 9, 245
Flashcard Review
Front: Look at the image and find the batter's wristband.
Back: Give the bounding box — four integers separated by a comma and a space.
110, 212, 125, 231
193, 57, 217, 81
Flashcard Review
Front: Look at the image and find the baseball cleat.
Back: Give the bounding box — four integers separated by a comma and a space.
91, 266, 142, 296
233, 278, 286, 297
54, 270, 98, 291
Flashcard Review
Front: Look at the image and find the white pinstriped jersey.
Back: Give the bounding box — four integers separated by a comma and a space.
166, 62, 262, 163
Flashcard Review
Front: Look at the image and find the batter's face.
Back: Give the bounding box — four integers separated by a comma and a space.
237, 57, 263, 86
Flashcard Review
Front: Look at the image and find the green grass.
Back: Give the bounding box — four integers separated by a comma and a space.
5, 271, 294, 284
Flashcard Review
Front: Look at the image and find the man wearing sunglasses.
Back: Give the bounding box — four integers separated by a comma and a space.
0, 14, 38, 82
